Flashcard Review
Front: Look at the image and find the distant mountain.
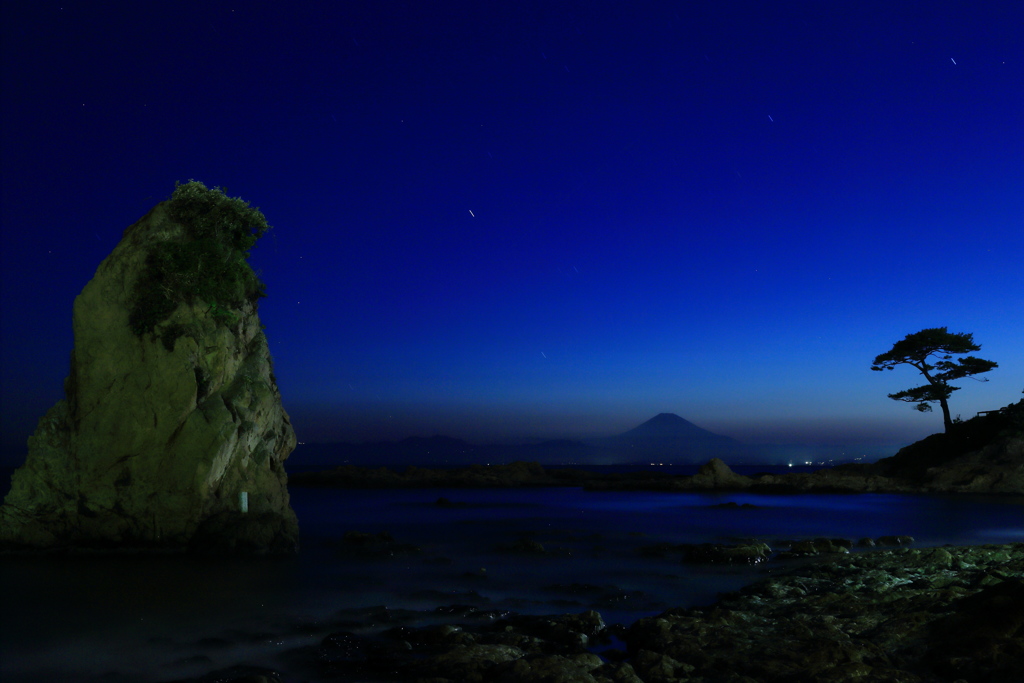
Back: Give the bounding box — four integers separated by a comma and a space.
617, 413, 726, 443
592, 413, 752, 463
288, 413, 753, 471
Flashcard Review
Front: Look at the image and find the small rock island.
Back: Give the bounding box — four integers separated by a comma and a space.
0, 182, 298, 553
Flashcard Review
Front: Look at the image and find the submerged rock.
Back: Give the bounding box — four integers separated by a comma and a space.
0, 183, 298, 553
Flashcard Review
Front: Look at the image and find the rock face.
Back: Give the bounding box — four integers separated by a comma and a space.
0, 184, 298, 553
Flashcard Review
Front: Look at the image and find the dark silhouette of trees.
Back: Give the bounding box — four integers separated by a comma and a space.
871, 327, 997, 432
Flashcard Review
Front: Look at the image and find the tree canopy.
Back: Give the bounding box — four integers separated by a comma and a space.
129, 181, 270, 341
871, 327, 998, 432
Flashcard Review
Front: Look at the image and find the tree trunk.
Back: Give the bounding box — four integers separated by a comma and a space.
939, 397, 953, 432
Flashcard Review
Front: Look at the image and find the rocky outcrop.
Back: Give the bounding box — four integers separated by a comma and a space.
866, 399, 1024, 494
0, 183, 298, 553
917, 431, 1024, 494
688, 457, 752, 489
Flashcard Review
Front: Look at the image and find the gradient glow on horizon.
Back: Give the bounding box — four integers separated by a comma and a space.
1, 2, 1022, 461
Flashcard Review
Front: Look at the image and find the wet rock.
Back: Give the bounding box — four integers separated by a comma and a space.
631, 649, 695, 683
421, 643, 526, 682
501, 652, 605, 682
384, 623, 474, 649
493, 610, 607, 651
877, 535, 915, 546
681, 541, 771, 565
925, 576, 1024, 681
778, 537, 851, 558
598, 661, 645, 683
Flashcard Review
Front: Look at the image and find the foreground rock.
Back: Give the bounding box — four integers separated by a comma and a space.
170, 543, 1024, 682
627, 543, 1024, 682
0, 183, 298, 553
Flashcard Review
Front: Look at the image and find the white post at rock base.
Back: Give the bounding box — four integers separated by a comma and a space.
239, 491, 249, 513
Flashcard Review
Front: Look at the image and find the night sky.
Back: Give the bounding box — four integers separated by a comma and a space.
1, 1, 1021, 463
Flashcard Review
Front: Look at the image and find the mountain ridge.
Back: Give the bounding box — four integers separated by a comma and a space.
288, 413, 752, 470
591, 412, 750, 461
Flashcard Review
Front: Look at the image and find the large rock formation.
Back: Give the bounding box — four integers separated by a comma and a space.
0, 182, 298, 553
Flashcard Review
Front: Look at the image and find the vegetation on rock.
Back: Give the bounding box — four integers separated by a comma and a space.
128, 180, 271, 339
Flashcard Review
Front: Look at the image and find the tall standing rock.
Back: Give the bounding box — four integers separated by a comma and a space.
0, 182, 299, 553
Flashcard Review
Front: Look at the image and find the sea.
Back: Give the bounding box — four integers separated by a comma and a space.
1, 464, 1022, 682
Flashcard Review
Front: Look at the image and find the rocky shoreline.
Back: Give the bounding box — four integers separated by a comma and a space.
171, 541, 1024, 682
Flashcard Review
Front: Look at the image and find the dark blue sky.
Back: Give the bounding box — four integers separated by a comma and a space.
2, 1, 1021, 459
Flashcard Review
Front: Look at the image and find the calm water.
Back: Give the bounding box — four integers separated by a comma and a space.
1, 481, 1022, 682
